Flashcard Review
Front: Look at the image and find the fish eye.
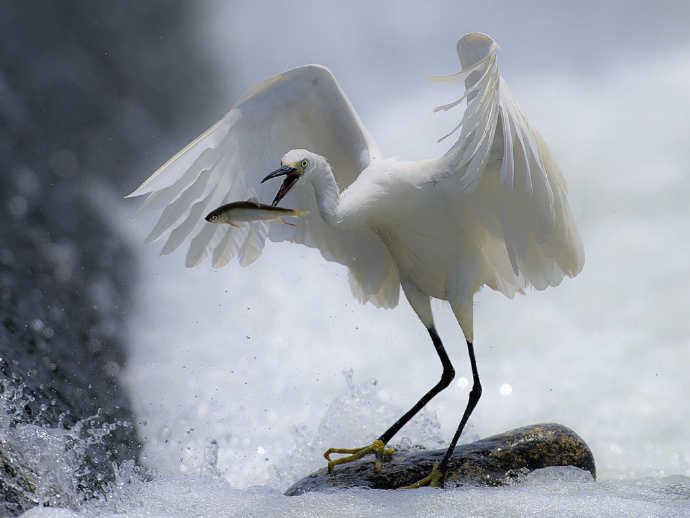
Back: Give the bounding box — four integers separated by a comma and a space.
301, 159, 308, 169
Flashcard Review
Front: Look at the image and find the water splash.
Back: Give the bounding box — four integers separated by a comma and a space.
0, 381, 144, 515
267, 371, 447, 490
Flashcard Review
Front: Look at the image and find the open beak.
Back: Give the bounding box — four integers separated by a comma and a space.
262, 165, 301, 206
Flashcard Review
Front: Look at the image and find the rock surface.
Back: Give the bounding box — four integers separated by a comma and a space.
286, 423, 595, 494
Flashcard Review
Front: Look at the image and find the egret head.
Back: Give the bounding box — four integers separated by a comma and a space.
262, 149, 313, 206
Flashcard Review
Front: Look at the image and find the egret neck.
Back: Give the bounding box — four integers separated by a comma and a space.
310, 158, 348, 230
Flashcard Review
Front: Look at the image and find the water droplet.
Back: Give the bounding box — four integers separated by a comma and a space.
7, 195, 28, 217
30, 319, 44, 332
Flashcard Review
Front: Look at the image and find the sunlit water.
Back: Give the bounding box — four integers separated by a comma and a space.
13, 2, 690, 516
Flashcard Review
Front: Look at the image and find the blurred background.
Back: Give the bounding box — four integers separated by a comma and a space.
0, 1, 223, 513
2, 1, 689, 515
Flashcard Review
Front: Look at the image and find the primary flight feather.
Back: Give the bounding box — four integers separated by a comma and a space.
128, 32, 584, 487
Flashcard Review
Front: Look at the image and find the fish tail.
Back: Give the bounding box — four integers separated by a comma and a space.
294, 210, 309, 219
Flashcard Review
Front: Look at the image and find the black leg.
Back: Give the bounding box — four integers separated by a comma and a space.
378, 326, 455, 445
437, 339, 482, 475
324, 326, 455, 474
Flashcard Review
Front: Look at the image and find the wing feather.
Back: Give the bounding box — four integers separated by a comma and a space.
434, 33, 584, 294
128, 65, 399, 308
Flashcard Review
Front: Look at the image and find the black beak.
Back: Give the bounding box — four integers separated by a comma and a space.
262, 165, 300, 206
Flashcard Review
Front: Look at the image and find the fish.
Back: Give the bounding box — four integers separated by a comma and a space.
204, 197, 308, 227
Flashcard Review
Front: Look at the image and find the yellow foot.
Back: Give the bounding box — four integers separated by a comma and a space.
400, 461, 444, 489
323, 439, 395, 474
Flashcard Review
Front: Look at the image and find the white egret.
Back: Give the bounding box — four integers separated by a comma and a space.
128, 33, 584, 487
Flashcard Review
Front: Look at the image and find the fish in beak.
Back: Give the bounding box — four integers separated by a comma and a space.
262, 164, 302, 206
205, 197, 308, 227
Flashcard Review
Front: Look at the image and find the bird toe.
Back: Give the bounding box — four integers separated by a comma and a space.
323, 439, 394, 474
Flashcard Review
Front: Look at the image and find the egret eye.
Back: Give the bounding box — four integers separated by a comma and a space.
301, 159, 308, 169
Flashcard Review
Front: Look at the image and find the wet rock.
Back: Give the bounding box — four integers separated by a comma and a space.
285, 423, 595, 494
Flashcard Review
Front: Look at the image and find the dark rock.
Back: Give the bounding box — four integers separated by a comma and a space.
0, 1, 223, 515
285, 423, 595, 494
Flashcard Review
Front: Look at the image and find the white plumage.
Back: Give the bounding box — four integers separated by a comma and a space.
128, 33, 584, 485
128, 32, 583, 338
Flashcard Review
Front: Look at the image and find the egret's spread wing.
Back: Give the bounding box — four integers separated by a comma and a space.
432, 33, 584, 293
128, 64, 399, 308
